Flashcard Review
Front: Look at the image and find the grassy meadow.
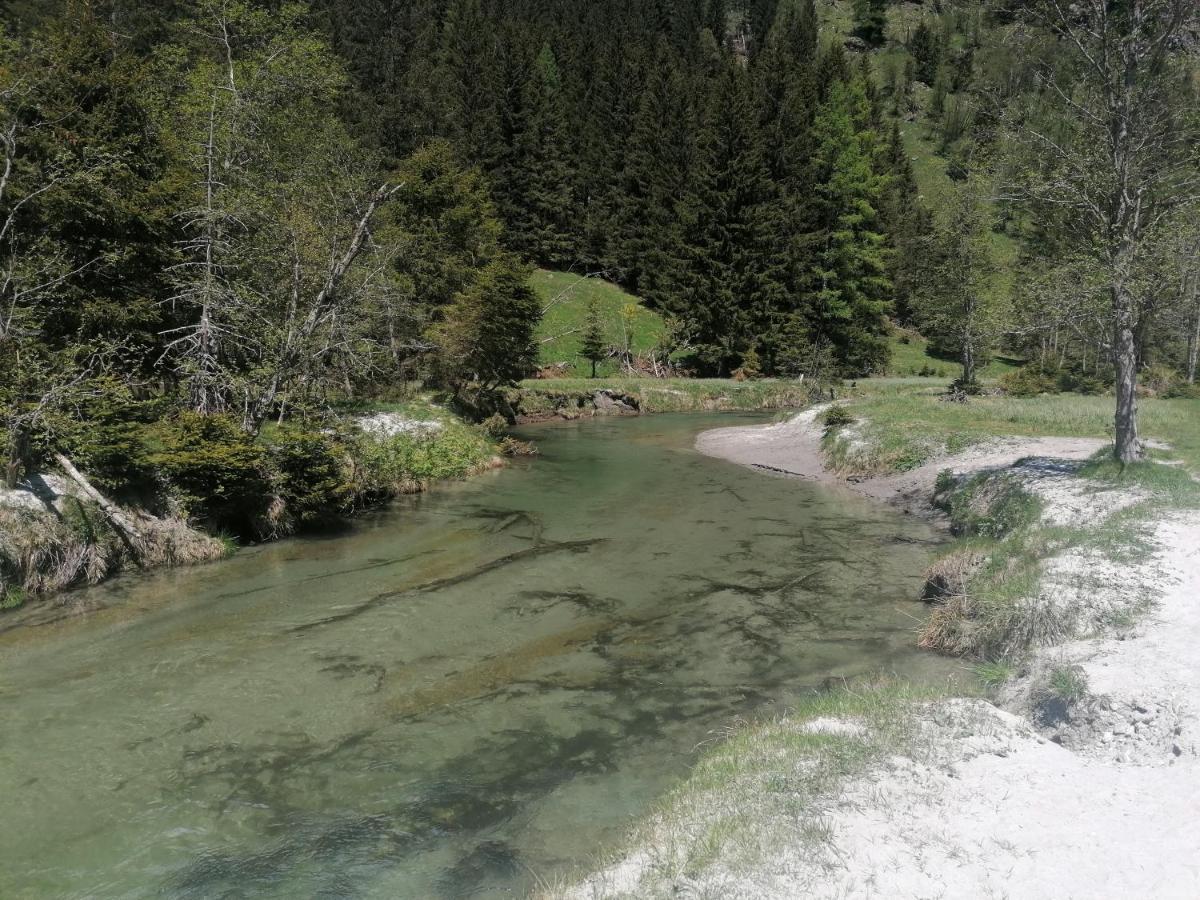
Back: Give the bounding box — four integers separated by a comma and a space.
531, 270, 666, 377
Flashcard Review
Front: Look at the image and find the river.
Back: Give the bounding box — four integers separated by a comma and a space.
0, 413, 951, 898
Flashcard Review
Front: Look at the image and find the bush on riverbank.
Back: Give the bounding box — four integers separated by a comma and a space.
0, 499, 226, 610
1, 399, 501, 608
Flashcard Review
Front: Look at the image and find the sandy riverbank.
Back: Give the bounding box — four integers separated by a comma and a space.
553, 408, 1200, 899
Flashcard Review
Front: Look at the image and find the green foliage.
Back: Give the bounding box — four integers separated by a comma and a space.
480, 413, 509, 438
935, 471, 1042, 539
532, 271, 666, 377
973, 660, 1014, 689
851, 0, 887, 46
262, 426, 351, 530
1, 586, 26, 610
999, 367, 1060, 398
1164, 382, 1200, 400
907, 20, 942, 84
53, 377, 165, 493
822, 404, 856, 430
1045, 664, 1090, 704
913, 179, 1007, 385
579, 298, 608, 378
351, 424, 493, 493
431, 254, 542, 392
806, 76, 892, 377
145, 414, 269, 533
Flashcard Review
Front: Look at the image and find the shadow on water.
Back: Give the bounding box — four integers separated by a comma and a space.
0, 413, 955, 899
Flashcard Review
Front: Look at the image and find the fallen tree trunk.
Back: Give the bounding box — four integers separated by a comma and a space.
53, 452, 146, 563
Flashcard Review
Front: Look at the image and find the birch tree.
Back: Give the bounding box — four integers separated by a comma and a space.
163, 1, 402, 432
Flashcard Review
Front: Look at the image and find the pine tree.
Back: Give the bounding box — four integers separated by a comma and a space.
907, 19, 941, 85
878, 121, 929, 324
916, 180, 1005, 386
431, 254, 541, 394
616, 52, 695, 308
580, 298, 607, 377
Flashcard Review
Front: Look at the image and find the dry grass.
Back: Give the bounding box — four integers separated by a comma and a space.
0, 502, 225, 609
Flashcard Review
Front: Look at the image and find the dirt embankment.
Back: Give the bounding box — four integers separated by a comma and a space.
655, 410, 1200, 898
695, 404, 1108, 515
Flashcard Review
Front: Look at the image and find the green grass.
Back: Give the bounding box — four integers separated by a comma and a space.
547, 677, 963, 898
532, 270, 666, 377
515, 377, 813, 417
830, 382, 1200, 477
345, 396, 499, 492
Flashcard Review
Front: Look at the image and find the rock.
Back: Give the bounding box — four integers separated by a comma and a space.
592, 389, 639, 414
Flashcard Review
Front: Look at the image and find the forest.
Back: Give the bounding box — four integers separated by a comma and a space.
1, 0, 1197, 541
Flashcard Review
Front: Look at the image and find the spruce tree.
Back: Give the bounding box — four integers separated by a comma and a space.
616, 53, 695, 308
907, 19, 941, 85
580, 298, 607, 378
680, 61, 786, 375
506, 43, 580, 268
806, 77, 892, 376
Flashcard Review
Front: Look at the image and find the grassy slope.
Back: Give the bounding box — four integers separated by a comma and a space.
532, 270, 666, 377
886, 330, 1023, 380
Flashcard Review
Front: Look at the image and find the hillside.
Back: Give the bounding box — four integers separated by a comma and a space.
531, 270, 667, 377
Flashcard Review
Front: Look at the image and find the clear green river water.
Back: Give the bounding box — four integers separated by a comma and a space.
0, 413, 952, 899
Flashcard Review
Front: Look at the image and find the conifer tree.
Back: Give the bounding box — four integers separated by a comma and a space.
616, 54, 695, 308
907, 19, 941, 85
580, 298, 607, 378
506, 43, 579, 268
916, 180, 1006, 387
807, 77, 892, 375
680, 61, 785, 374
878, 121, 928, 324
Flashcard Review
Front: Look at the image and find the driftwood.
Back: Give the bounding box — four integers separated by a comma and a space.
52, 452, 146, 563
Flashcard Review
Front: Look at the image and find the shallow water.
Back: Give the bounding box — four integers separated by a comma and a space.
0, 413, 951, 898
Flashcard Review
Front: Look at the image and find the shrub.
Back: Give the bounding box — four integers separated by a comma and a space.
480, 413, 509, 438
350, 423, 495, 497
1056, 366, 1108, 395
53, 377, 165, 495
935, 471, 1041, 539
821, 404, 856, 430
949, 377, 983, 396
1163, 381, 1200, 400
145, 413, 270, 534
1140, 363, 1179, 397
974, 660, 1015, 690
998, 367, 1059, 398
262, 426, 351, 532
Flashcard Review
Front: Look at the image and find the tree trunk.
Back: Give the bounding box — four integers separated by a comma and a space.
1188, 284, 1200, 385
961, 336, 975, 385
1112, 286, 1145, 464
53, 452, 146, 561
5, 426, 29, 489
